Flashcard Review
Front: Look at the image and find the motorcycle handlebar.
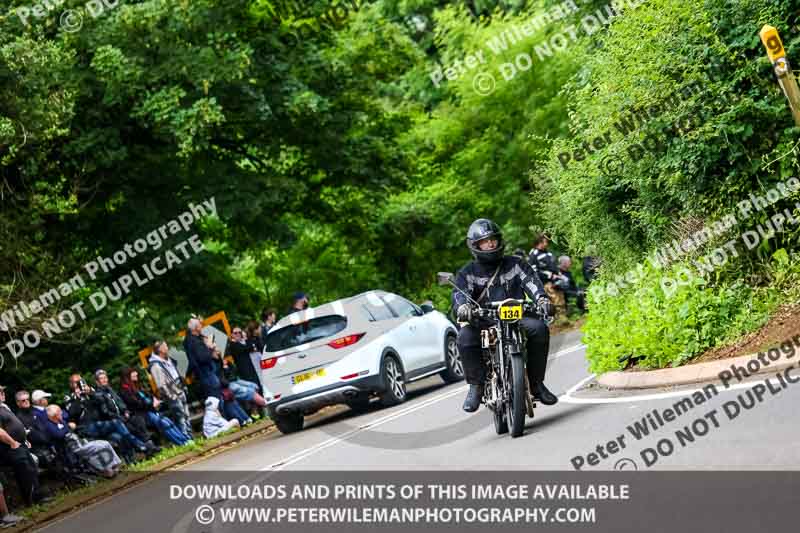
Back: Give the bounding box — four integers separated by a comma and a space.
474, 301, 538, 316
483, 299, 528, 308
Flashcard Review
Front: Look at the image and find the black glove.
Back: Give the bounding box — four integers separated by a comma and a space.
537, 296, 553, 321
456, 304, 474, 323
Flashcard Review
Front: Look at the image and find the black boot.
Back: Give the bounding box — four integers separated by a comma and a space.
462, 384, 484, 413
532, 382, 558, 405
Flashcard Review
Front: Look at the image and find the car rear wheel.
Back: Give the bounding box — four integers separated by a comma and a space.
273, 412, 304, 434
379, 355, 407, 407
440, 334, 464, 383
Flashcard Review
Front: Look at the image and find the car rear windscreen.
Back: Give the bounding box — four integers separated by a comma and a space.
264, 315, 348, 352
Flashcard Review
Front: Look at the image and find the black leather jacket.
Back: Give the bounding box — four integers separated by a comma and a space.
452, 256, 546, 310
65, 391, 103, 429
94, 386, 129, 420
528, 248, 559, 284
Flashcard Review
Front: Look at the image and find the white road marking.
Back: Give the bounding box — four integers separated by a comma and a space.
264, 385, 469, 471
560, 374, 795, 404
562, 372, 596, 397
550, 343, 585, 359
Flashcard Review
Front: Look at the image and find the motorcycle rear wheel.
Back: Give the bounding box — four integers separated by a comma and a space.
507, 355, 526, 438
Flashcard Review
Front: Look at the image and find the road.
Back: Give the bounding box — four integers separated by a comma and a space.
38, 329, 800, 532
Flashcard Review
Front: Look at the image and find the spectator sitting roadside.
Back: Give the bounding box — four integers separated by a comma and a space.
226, 327, 261, 394
202, 397, 239, 439
94, 369, 158, 451
13, 390, 57, 471
218, 354, 267, 420
211, 348, 252, 427
43, 405, 121, 479
0, 481, 23, 528
64, 374, 154, 462
286, 292, 309, 317
148, 340, 192, 437
119, 368, 192, 447
14, 391, 49, 449
30, 390, 52, 427
554, 256, 586, 314
0, 385, 50, 506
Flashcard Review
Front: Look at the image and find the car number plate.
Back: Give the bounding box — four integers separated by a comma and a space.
499, 305, 522, 321
292, 368, 325, 384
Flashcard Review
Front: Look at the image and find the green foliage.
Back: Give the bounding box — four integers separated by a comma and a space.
583, 249, 800, 373
539, 0, 800, 266
3, 0, 800, 392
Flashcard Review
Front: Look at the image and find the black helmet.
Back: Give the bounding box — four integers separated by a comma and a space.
466, 218, 505, 264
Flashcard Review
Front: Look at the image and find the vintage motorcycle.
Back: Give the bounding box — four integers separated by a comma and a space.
437, 272, 548, 438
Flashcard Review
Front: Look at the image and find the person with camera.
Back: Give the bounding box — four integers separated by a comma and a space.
184, 319, 251, 425
183, 318, 223, 400
226, 327, 262, 394
64, 374, 154, 462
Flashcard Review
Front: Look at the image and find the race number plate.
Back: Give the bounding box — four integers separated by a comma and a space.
499, 305, 522, 321
292, 368, 325, 384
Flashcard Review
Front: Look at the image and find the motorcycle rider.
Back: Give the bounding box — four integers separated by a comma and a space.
453, 219, 559, 413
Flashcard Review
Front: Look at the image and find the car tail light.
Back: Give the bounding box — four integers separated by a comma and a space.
340, 370, 369, 380
328, 333, 365, 349
261, 357, 278, 370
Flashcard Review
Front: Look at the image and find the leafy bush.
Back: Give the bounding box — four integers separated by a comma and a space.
582, 249, 800, 373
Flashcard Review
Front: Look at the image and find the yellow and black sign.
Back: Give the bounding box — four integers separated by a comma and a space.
760, 25, 786, 63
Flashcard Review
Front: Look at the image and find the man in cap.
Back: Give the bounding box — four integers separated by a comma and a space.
14, 390, 50, 449
286, 292, 309, 317
15, 390, 66, 475
30, 390, 53, 427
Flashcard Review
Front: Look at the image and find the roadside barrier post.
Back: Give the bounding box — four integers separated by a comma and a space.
760, 24, 800, 127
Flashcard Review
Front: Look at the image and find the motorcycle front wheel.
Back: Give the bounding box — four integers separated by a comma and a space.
506, 355, 526, 438
493, 405, 508, 434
